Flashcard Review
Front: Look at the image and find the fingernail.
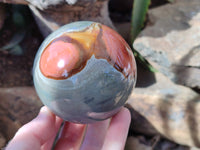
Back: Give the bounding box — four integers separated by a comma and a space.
39, 106, 54, 117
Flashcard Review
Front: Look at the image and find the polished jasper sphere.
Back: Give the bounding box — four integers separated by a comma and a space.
33, 21, 137, 124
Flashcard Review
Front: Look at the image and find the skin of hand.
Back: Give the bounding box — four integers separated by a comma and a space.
5, 106, 131, 150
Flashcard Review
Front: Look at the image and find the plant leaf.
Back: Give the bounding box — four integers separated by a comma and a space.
9, 45, 23, 56
133, 49, 158, 73
129, 0, 157, 73
13, 12, 25, 28
167, 0, 174, 3
1, 30, 26, 50
12, 5, 27, 28
130, 0, 151, 43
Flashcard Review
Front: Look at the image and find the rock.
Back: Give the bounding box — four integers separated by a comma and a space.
0, 0, 28, 5
26, 0, 96, 10
127, 72, 200, 147
0, 87, 42, 145
125, 65, 159, 136
125, 135, 190, 150
133, 0, 200, 89
191, 147, 200, 150
28, 0, 114, 36
172, 66, 200, 89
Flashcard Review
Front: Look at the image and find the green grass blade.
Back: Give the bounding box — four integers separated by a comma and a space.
1, 30, 26, 50
9, 45, 23, 56
133, 49, 158, 72
167, 0, 174, 3
130, 0, 151, 43
130, 0, 157, 73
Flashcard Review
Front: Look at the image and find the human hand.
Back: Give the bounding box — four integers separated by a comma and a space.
6, 106, 131, 150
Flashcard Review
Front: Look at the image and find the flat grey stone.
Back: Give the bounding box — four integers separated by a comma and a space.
133, 0, 200, 89
127, 72, 200, 147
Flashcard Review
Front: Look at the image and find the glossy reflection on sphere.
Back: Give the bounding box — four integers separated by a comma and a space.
33, 21, 137, 124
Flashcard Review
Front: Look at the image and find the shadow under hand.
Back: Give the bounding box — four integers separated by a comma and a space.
126, 104, 159, 136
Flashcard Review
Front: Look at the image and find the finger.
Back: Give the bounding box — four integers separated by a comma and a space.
6, 106, 63, 150
102, 107, 131, 150
41, 116, 63, 150
80, 119, 110, 150
54, 122, 86, 150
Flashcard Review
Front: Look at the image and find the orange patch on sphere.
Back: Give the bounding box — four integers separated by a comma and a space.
40, 41, 80, 79
101, 25, 135, 76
